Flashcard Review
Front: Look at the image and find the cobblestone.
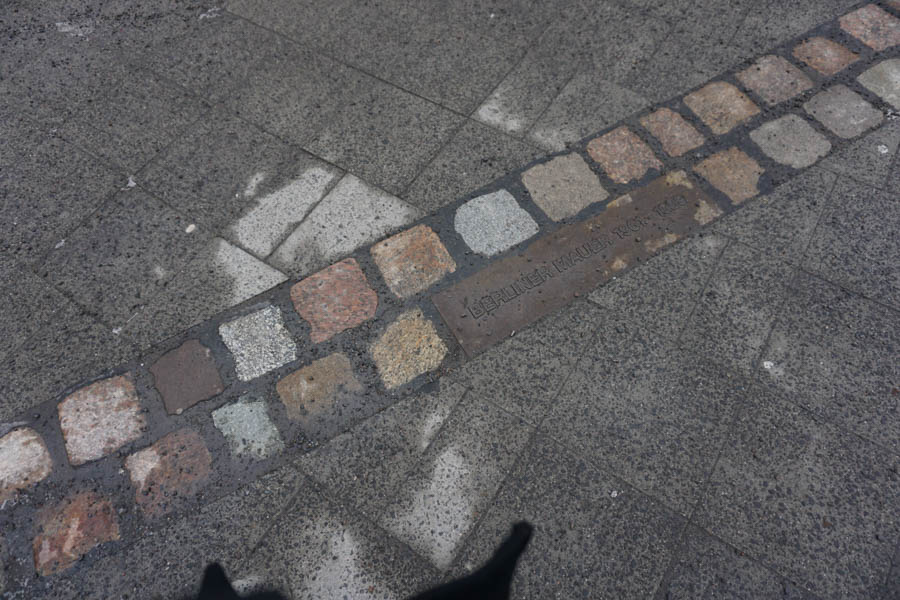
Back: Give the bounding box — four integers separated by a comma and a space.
804, 85, 884, 139
793, 37, 858, 76
454, 190, 539, 257
858, 59, 900, 110
694, 147, 764, 204
736, 55, 813, 106
840, 4, 900, 51
290, 258, 378, 343
150, 340, 224, 415
586, 126, 662, 184
750, 115, 832, 169
32, 491, 119, 576
639, 108, 706, 157
0, 428, 52, 502
371, 309, 447, 390
125, 428, 212, 518
58, 375, 145, 466
276, 352, 363, 422
219, 306, 298, 381
521, 154, 608, 221
212, 394, 284, 459
684, 82, 760, 135
371, 225, 456, 299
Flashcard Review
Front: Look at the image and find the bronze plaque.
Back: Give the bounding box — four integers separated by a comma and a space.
433, 172, 721, 356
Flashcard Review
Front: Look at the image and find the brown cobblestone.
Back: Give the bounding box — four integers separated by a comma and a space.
0, 428, 52, 502
586, 126, 662, 184
291, 258, 378, 343
276, 352, 363, 421
124, 428, 212, 518
58, 375, 145, 466
150, 340, 224, 415
639, 108, 706, 157
32, 491, 120, 576
840, 4, 900, 51
793, 37, 859, 76
736, 55, 813, 106
694, 147, 764, 204
684, 82, 760, 135
371, 225, 456, 299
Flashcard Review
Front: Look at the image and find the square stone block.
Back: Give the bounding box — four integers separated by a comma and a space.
371, 309, 447, 390
290, 258, 377, 343
276, 352, 363, 421
840, 4, 900, 51
750, 115, 832, 169
32, 491, 120, 576
58, 374, 145, 466
212, 394, 284, 459
858, 59, 900, 110
793, 37, 859, 76
586, 126, 662, 184
0, 428, 52, 502
804, 85, 884, 139
454, 190, 539, 257
684, 82, 760, 135
124, 428, 212, 518
694, 147, 764, 204
521, 154, 608, 222
371, 225, 456, 299
150, 339, 224, 415
639, 108, 706, 157
736, 55, 813, 106
219, 306, 297, 381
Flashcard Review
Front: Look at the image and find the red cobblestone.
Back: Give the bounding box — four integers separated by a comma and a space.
125, 428, 212, 518
291, 258, 378, 343
840, 4, 900, 51
32, 491, 120, 576
371, 225, 456, 299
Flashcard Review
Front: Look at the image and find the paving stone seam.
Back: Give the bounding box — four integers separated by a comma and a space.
4, 2, 900, 588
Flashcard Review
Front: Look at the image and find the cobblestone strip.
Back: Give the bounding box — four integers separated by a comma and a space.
2, 2, 900, 589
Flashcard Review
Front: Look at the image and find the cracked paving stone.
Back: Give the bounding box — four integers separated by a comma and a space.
793, 37, 859, 76
212, 394, 284, 460
125, 428, 212, 518
684, 82, 761, 135
639, 107, 706, 157
0, 427, 52, 502
371, 225, 456, 299
32, 490, 120, 576
454, 190, 539, 257
219, 305, 297, 381
370, 309, 448, 390
149, 339, 224, 415
694, 147, 764, 205
58, 374, 146, 466
750, 114, 832, 169
804, 85, 884, 139
736, 55, 813, 106
586, 126, 662, 184
290, 258, 378, 343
